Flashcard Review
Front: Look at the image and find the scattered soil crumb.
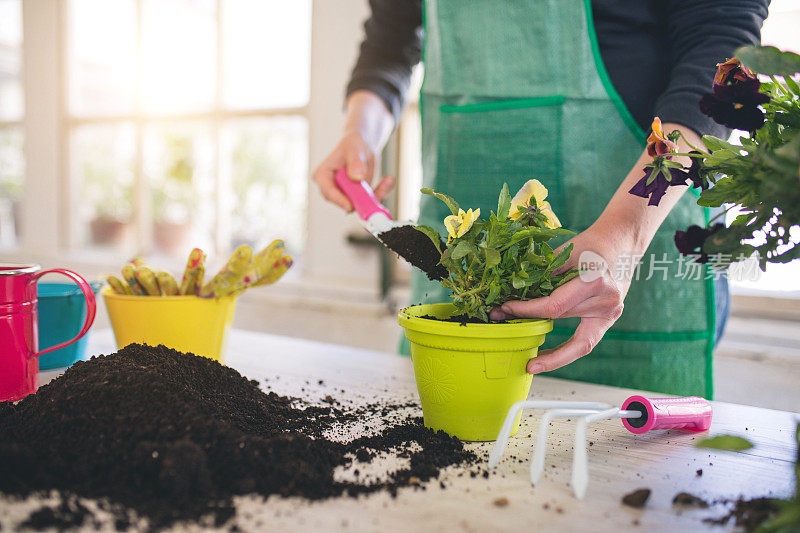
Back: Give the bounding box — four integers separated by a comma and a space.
672, 492, 709, 508
493, 497, 509, 508
622, 488, 651, 509
703, 497, 780, 532
19, 494, 96, 531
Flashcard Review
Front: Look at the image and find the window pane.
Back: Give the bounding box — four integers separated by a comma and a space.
144, 121, 215, 256
68, 0, 138, 117
0, 0, 23, 122
221, 0, 311, 109
0, 127, 23, 248
141, 0, 216, 114
72, 123, 136, 251
221, 116, 308, 253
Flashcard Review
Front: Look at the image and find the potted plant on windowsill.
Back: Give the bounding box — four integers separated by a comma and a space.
153, 134, 195, 254
84, 160, 133, 247
398, 180, 577, 441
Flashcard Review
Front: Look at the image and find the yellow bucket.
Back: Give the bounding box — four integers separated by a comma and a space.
398, 303, 552, 441
103, 290, 237, 361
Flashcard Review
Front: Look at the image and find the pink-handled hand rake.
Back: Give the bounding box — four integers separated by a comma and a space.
488, 396, 712, 499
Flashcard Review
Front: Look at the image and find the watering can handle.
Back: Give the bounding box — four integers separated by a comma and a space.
621, 395, 712, 434
334, 168, 392, 222
28, 268, 97, 358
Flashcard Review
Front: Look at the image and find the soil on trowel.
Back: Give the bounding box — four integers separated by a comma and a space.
378, 226, 447, 281
0, 344, 479, 530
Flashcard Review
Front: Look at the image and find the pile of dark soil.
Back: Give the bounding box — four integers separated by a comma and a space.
379, 226, 447, 281
0, 344, 478, 530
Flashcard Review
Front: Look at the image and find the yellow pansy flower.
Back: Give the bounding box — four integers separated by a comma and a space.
508, 179, 561, 229
444, 208, 480, 245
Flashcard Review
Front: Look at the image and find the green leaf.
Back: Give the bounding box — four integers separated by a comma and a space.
485, 247, 501, 268
784, 75, 800, 97
497, 183, 512, 220
451, 240, 475, 260
503, 227, 574, 248
413, 225, 443, 254
736, 45, 800, 77
421, 188, 460, 216
695, 435, 754, 452
701, 135, 742, 153
486, 282, 501, 304
511, 274, 529, 289
550, 243, 573, 271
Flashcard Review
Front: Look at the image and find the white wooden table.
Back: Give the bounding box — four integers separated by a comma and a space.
17, 330, 800, 532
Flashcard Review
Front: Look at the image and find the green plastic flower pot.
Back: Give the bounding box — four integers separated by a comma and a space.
398, 303, 552, 441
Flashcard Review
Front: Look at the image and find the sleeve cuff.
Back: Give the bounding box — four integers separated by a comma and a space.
655, 92, 731, 141
346, 78, 406, 124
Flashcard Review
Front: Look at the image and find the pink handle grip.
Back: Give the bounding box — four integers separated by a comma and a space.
621, 395, 712, 435
334, 168, 392, 222
28, 268, 97, 358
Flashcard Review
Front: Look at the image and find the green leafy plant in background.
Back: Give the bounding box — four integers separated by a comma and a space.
83, 159, 133, 223
416, 180, 578, 321
630, 45, 800, 269
152, 133, 195, 225
697, 424, 800, 532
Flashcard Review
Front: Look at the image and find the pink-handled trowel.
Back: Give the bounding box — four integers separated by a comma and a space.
334, 168, 447, 280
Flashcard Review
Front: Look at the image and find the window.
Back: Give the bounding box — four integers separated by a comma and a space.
66, 0, 311, 259
0, 0, 23, 249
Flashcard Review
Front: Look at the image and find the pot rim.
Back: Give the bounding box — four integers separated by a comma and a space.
101, 288, 237, 302
0, 264, 40, 275
398, 303, 552, 338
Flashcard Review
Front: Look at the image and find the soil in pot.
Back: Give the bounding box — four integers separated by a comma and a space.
419, 313, 510, 325
0, 344, 479, 530
378, 226, 447, 281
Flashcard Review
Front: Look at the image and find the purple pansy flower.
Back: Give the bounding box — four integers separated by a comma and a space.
700, 57, 770, 131
629, 166, 689, 207
674, 223, 725, 264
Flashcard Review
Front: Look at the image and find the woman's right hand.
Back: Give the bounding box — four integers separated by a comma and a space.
312, 90, 397, 212
312, 131, 394, 212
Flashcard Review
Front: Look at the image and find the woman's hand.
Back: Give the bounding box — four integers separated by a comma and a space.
311, 90, 396, 212
489, 228, 630, 374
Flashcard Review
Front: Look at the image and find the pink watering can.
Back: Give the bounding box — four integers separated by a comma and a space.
0, 264, 96, 402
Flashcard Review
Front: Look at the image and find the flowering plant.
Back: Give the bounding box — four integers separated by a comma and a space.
416, 179, 577, 321
630, 45, 800, 268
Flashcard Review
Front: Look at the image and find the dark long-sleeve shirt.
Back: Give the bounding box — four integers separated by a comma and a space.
347, 0, 769, 139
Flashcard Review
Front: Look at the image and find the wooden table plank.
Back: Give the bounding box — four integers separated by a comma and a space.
13, 330, 800, 532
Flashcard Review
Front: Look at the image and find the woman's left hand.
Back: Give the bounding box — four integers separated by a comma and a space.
489, 227, 632, 375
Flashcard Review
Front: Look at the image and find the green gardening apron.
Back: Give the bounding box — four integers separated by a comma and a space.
408, 0, 716, 398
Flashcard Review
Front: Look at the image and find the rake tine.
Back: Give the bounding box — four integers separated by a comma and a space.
489, 401, 613, 469
531, 409, 600, 486
572, 408, 621, 499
